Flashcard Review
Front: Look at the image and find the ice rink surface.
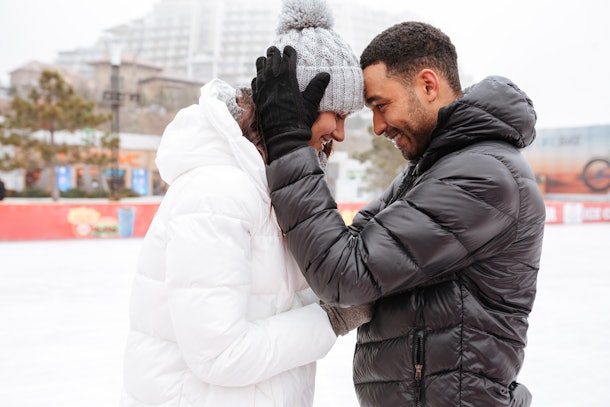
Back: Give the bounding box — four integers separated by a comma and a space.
1, 223, 609, 406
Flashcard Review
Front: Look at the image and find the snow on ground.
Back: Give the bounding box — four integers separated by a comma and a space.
0, 223, 608, 406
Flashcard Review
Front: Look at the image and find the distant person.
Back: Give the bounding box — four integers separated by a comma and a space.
0, 178, 6, 200
121, 0, 370, 406
252, 21, 545, 406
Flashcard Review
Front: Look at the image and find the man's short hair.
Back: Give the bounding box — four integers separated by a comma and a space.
360, 21, 462, 94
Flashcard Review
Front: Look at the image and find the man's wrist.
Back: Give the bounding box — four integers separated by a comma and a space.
266, 129, 311, 163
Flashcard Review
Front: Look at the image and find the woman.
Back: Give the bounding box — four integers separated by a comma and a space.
121, 1, 367, 406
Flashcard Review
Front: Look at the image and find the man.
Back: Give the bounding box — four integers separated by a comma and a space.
253, 21, 545, 406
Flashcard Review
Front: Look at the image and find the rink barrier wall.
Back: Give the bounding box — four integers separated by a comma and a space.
0, 200, 609, 241
0, 201, 159, 241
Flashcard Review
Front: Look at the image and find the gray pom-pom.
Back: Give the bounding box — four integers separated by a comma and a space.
277, 0, 334, 34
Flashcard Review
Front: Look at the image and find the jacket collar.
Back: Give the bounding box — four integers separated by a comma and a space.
418, 76, 537, 173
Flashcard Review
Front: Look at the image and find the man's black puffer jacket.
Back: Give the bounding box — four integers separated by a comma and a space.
266, 76, 546, 406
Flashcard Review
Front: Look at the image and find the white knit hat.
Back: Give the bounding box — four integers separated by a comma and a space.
272, 0, 364, 114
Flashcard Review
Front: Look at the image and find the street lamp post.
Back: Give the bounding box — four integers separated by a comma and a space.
102, 43, 140, 200
107, 47, 122, 200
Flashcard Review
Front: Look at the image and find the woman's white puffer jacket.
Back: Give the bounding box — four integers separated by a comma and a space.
121, 79, 337, 407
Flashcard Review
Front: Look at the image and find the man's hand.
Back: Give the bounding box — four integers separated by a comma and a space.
252, 46, 330, 163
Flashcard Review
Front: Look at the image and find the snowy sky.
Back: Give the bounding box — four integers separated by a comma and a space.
1, 0, 608, 129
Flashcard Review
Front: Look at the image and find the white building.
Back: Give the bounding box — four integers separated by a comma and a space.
327, 151, 377, 203
48, 0, 415, 201
56, 0, 413, 86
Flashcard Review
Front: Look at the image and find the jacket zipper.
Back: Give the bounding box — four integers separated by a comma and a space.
388, 161, 418, 206
414, 330, 425, 406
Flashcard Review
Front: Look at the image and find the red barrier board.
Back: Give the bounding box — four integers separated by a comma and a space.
1, 200, 609, 241
544, 202, 564, 225
0, 202, 159, 241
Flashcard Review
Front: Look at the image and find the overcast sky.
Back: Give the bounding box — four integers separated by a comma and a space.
1, 0, 608, 129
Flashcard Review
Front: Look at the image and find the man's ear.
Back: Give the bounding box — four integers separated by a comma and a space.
417, 69, 440, 102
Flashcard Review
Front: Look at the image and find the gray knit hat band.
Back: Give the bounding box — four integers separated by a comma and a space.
296, 65, 364, 114
272, 0, 364, 115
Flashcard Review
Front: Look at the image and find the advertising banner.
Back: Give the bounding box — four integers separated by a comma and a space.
1, 200, 609, 241
0, 202, 159, 240
523, 125, 610, 194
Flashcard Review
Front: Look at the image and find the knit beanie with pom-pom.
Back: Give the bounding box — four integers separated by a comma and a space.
271, 0, 364, 115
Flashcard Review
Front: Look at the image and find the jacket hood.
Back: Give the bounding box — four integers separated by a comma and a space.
422, 76, 537, 169
155, 79, 268, 196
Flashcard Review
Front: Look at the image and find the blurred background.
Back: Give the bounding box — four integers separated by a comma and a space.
0, 1, 609, 406
0, 0, 609, 206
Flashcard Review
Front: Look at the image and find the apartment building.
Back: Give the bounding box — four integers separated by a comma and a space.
5, 0, 412, 200
56, 0, 412, 86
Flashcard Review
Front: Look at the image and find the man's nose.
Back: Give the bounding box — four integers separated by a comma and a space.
372, 112, 387, 136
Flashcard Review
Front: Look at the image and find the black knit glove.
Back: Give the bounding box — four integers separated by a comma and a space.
320, 302, 373, 336
252, 45, 330, 163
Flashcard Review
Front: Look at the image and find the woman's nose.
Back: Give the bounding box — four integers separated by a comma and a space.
332, 120, 345, 142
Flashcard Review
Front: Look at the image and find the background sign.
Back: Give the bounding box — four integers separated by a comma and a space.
130, 168, 149, 196
55, 166, 72, 192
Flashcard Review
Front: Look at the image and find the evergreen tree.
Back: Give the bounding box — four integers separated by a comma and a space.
1, 70, 111, 200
